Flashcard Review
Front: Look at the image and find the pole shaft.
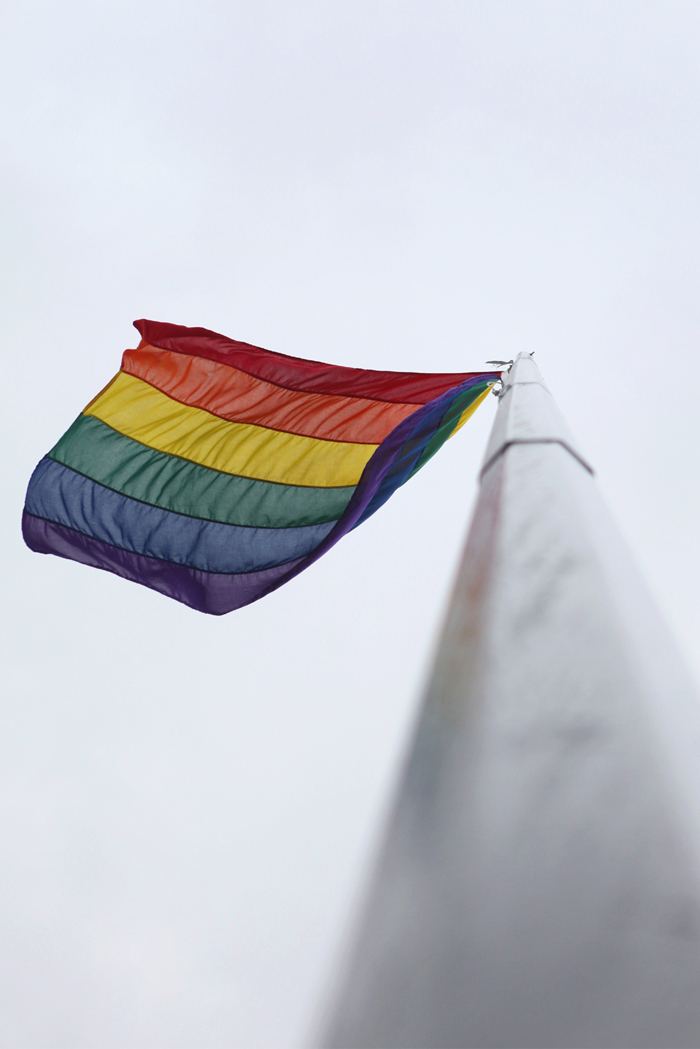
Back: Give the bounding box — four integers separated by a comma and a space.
320, 354, 700, 1049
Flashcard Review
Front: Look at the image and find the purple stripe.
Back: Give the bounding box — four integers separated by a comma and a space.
22, 512, 303, 615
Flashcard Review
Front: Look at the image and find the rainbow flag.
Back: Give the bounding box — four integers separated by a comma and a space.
23, 321, 500, 614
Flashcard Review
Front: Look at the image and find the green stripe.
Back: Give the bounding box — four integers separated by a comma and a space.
49, 415, 355, 528
410, 382, 490, 478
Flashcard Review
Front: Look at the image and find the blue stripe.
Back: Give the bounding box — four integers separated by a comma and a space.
25, 458, 334, 574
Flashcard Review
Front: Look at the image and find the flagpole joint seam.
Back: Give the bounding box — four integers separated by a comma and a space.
480, 437, 595, 479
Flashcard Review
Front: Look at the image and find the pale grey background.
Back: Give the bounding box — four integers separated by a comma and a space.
2, 2, 700, 1046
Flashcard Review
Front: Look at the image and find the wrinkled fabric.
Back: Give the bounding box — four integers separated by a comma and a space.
23, 318, 499, 614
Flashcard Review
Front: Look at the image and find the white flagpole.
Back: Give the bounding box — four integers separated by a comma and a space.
319, 353, 700, 1048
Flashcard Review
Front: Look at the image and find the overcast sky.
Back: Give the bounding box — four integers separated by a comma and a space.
3, 2, 700, 1046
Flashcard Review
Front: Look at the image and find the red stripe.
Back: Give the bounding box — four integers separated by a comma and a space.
122, 345, 419, 443
134, 319, 486, 405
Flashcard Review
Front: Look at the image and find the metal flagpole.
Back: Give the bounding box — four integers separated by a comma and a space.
318, 353, 700, 1049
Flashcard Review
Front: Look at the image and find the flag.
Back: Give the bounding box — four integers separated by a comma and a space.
23, 320, 499, 614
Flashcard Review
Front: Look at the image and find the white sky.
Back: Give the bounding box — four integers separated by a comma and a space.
2, 2, 700, 1046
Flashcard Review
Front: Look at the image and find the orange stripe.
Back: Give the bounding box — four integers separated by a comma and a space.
122, 345, 420, 444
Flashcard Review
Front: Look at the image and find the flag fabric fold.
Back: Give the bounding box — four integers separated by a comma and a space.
23, 320, 499, 614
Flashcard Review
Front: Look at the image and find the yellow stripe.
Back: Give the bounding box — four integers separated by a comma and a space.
85, 372, 378, 487
449, 385, 493, 438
